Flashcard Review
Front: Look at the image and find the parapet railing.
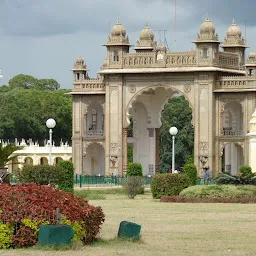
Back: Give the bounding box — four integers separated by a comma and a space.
73, 78, 105, 92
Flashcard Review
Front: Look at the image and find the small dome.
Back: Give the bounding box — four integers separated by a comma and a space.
111, 20, 126, 37
227, 19, 242, 37
157, 45, 166, 52
249, 51, 256, 59
140, 24, 154, 41
76, 56, 84, 64
200, 17, 215, 34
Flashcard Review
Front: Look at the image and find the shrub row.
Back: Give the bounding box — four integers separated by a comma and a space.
179, 185, 256, 198
0, 184, 105, 248
14, 160, 74, 193
160, 196, 256, 204
151, 174, 189, 199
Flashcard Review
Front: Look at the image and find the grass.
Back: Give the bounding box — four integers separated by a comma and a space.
1, 190, 256, 256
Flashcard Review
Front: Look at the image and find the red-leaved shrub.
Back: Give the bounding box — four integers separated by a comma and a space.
0, 184, 105, 245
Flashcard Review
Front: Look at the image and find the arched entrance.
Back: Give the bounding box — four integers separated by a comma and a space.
83, 143, 105, 175
221, 143, 244, 175
24, 157, 33, 166
125, 85, 194, 175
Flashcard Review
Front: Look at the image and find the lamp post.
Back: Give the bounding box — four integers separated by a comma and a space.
46, 118, 56, 165
169, 127, 178, 173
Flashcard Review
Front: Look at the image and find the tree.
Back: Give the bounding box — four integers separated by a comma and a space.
159, 96, 194, 173
8, 74, 60, 91
0, 88, 72, 143
0, 143, 21, 168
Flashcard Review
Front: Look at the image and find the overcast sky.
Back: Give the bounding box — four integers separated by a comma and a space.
1, 0, 256, 89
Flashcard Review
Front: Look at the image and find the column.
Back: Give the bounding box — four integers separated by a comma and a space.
122, 128, 128, 176
155, 128, 160, 174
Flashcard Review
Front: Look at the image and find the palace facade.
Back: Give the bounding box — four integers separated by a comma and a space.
72, 17, 256, 177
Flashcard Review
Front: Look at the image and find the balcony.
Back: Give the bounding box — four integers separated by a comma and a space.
85, 130, 104, 137
221, 128, 243, 136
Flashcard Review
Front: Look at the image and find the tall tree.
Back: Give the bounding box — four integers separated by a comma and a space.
159, 96, 194, 173
0, 88, 72, 143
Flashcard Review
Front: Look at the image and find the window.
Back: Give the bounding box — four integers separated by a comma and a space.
92, 109, 97, 130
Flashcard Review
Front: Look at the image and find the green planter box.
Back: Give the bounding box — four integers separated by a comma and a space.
118, 221, 141, 239
38, 225, 74, 246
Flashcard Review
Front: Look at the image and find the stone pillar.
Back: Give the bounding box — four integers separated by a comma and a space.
248, 109, 256, 172
122, 128, 128, 176
147, 128, 155, 175
155, 128, 160, 174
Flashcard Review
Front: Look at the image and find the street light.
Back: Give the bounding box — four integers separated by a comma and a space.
46, 118, 56, 165
169, 126, 178, 173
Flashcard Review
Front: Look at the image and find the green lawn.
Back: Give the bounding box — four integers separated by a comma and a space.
1, 190, 256, 256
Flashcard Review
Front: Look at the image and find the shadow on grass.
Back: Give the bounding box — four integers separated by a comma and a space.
92, 237, 144, 247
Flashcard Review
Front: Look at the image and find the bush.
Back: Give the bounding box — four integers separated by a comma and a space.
126, 162, 143, 176
0, 184, 105, 248
151, 174, 189, 199
179, 185, 256, 198
239, 165, 252, 176
14, 165, 60, 186
216, 170, 256, 185
122, 176, 145, 199
57, 161, 74, 193
183, 163, 197, 186
0, 221, 13, 249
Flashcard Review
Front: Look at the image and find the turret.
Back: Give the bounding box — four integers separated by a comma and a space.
194, 16, 220, 66
72, 56, 88, 82
245, 51, 256, 77
222, 19, 247, 67
104, 19, 130, 66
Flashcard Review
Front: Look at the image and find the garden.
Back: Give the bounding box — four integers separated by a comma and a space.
1, 162, 256, 255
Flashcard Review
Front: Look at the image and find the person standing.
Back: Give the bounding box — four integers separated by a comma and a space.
203, 167, 210, 185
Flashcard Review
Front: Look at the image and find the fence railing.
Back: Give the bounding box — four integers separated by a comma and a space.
74, 174, 152, 188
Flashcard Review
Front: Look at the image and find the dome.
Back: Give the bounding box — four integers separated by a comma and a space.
200, 17, 215, 34
76, 56, 84, 64
249, 51, 256, 59
140, 24, 154, 41
227, 19, 242, 37
111, 20, 126, 37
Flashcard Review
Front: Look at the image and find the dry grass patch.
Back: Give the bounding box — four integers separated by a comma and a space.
1, 191, 256, 256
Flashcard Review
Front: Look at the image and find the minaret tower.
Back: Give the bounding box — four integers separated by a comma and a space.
222, 18, 247, 67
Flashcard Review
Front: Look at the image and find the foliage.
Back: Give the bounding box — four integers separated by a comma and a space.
239, 165, 252, 177
215, 168, 256, 185
127, 145, 133, 164
0, 221, 13, 249
0, 184, 105, 247
57, 161, 74, 193
0, 143, 22, 168
183, 163, 198, 186
0, 87, 72, 143
14, 165, 61, 186
126, 162, 143, 176
161, 196, 256, 203
179, 185, 256, 198
60, 216, 86, 242
159, 96, 194, 173
8, 74, 60, 91
122, 176, 145, 199
151, 173, 189, 199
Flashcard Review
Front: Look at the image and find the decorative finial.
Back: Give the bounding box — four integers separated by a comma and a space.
232, 17, 236, 25
206, 13, 209, 21
117, 15, 120, 24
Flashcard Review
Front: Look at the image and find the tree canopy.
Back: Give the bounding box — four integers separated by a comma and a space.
159, 95, 194, 173
0, 74, 71, 144
8, 74, 60, 91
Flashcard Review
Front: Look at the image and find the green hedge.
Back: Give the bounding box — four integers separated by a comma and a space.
179, 185, 256, 198
14, 161, 75, 193
126, 162, 143, 176
151, 174, 189, 199
183, 163, 197, 186
57, 160, 74, 193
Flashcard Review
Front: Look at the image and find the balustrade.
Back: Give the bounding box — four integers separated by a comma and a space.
85, 130, 104, 136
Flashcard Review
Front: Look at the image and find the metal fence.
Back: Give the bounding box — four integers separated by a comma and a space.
74, 174, 152, 188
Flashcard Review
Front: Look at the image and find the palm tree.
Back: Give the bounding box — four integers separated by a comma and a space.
0, 142, 22, 168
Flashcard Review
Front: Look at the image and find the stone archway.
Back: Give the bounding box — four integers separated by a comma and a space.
124, 84, 194, 175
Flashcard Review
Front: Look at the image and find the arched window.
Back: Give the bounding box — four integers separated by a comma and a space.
92, 109, 97, 130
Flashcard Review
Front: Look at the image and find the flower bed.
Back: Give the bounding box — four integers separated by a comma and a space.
160, 196, 256, 204
0, 184, 105, 248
